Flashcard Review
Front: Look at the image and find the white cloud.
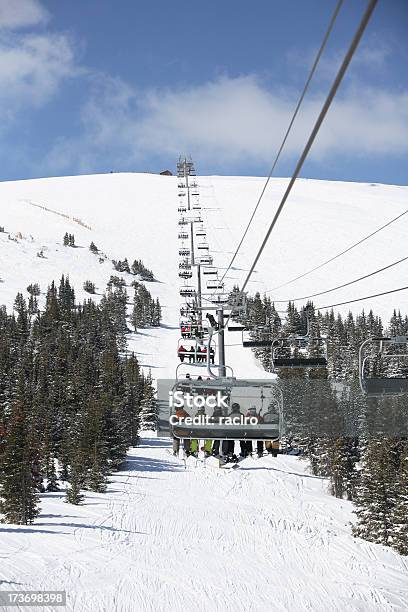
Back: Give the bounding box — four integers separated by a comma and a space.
0, 0, 48, 29
0, 31, 80, 134
0, 0, 80, 136
0, 33, 78, 105
45, 74, 408, 173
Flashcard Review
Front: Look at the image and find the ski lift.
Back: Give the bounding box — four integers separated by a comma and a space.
179, 261, 191, 270
203, 266, 217, 276
206, 279, 224, 290
271, 337, 328, 369
179, 248, 190, 256
178, 232, 189, 240
197, 242, 209, 251
241, 326, 273, 348
179, 270, 193, 279
207, 293, 229, 305
180, 304, 197, 317
177, 338, 216, 365
179, 322, 208, 340
359, 336, 408, 396
170, 378, 284, 441
179, 286, 195, 298
197, 255, 213, 265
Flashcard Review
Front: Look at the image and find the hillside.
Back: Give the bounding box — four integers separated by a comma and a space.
1, 172, 408, 611
0, 172, 407, 381
2, 434, 408, 612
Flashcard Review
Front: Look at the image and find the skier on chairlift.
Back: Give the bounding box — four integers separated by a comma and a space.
263, 402, 279, 457
172, 405, 191, 456
206, 313, 218, 330
210, 406, 223, 456
178, 345, 187, 362
222, 402, 241, 461
240, 406, 264, 458
188, 345, 195, 363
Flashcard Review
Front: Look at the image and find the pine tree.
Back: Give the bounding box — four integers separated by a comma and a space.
391, 441, 408, 555
0, 395, 40, 524
352, 438, 399, 546
65, 469, 84, 505
139, 373, 158, 431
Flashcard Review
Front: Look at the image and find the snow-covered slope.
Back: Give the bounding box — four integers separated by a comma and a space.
1, 173, 408, 611
0, 172, 407, 380
2, 434, 408, 612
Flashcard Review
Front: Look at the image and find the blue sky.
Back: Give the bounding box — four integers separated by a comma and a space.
0, 0, 407, 184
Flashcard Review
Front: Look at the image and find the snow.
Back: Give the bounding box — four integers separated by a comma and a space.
0, 172, 407, 381
1, 172, 408, 610
1, 434, 408, 612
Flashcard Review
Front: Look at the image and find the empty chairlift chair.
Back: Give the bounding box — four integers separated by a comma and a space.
206, 279, 224, 290
359, 336, 408, 396
198, 255, 213, 266
242, 326, 274, 348
203, 266, 217, 276
271, 336, 328, 369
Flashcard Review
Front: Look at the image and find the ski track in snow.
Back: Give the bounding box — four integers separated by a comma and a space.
1, 435, 408, 612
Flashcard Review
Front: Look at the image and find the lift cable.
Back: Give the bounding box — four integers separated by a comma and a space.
224, 0, 378, 330
270, 254, 408, 303
217, 0, 344, 289
316, 284, 408, 311
269, 206, 408, 292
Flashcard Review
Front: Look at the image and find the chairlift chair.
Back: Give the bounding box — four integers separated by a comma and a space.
179, 286, 196, 298
272, 337, 328, 369
170, 378, 284, 441
179, 248, 190, 256
206, 279, 224, 290
179, 270, 193, 279
359, 336, 408, 396
178, 232, 189, 240
179, 261, 192, 270
197, 255, 213, 266
203, 266, 217, 276
178, 206, 187, 213
197, 242, 209, 251
207, 293, 230, 305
